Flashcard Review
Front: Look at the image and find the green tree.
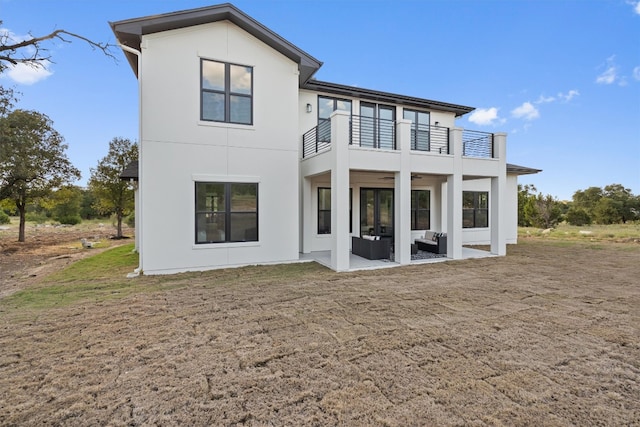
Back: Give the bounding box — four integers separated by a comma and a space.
530, 193, 562, 229
517, 184, 538, 226
565, 206, 592, 226
602, 184, 639, 223
88, 137, 138, 238
0, 109, 80, 241
79, 187, 101, 220
51, 185, 83, 225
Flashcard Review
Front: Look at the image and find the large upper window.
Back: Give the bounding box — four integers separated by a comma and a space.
317, 96, 352, 142
360, 103, 396, 149
195, 182, 258, 244
411, 190, 430, 230
201, 59, 253, 125
463, 191, 488, 228
403, 109, 430, 151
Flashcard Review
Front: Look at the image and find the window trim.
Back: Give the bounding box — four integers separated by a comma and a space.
403, 108, 431, 151
195, 181, 259, 244
463, 191, 489, 228
316, 187, 353, 235
200, 58, 254, 125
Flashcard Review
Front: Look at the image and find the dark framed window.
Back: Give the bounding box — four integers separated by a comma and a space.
201, 59, 253, 125
317, 187, 353, 234
403, 109, 430, 151
317, 96, 352, 143
360, 103, 396, 149
463, 191, 489, 228
195, 182, 258, 243
411, 190, 430, 230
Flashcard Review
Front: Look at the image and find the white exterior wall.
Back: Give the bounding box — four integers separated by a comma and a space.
139, 21, 300, 274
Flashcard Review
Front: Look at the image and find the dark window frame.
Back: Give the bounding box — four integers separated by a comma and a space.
200, 59, 253, 125
411, 189, 431, 230
316, 187, 353, 235
360, 102, 396, 149
403, 108, 431, 151
463, 191, 489, 228
195, 182, 258, 244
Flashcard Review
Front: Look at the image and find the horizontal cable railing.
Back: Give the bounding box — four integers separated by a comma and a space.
302, 119, 332, 158
462, 129, 494, 158
411, 125, 450, 154
350, 115, 396, 150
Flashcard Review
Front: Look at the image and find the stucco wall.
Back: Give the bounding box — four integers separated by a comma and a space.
138, 21, 300, 274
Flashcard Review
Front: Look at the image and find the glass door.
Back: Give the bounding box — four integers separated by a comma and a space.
360, 188, 394, 240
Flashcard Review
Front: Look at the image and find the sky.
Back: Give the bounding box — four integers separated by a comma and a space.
1, 0, 639, 201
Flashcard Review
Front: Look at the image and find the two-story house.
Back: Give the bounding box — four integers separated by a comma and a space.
111, 3, 539, 275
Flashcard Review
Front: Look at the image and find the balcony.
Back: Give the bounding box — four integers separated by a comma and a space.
302, 116, 495, 160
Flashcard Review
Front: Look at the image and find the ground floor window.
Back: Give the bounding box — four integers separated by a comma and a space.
195, 182, 258, 243
411, 190, 430, 230
317, 188, 352, 234
463, 191, 488, 228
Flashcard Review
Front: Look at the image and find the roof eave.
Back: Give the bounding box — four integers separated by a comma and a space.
109, 3, 322, 84
302, 79, 475, 117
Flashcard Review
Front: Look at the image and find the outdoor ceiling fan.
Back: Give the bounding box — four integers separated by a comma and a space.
379, 174, 423, 180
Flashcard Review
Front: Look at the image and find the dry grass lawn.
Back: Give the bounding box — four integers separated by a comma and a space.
0, 232, 639, 425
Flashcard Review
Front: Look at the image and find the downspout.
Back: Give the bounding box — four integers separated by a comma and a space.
120, 43, 143, 275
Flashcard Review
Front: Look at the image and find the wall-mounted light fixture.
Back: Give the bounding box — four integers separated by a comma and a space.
435, 121, 440, 127
306, 103, 312, 113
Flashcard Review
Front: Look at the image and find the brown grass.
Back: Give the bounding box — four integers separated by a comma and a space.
0, 233, 639, 425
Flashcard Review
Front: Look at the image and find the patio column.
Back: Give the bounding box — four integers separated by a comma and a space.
490, 132, 507, 255
330, 110, 350, 271
446, 127, 464, 259
395, 118, 412, 265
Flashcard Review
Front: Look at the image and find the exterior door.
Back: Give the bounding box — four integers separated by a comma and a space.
360, 188, 394, 240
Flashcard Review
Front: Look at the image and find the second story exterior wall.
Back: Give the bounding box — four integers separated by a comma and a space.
141, 20, 300, 152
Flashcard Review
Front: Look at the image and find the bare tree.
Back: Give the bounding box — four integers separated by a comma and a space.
0, 20, 116, 72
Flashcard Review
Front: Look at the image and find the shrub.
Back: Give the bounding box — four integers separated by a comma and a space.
125, 212, 135, 228
566, 207, 592, 226
0, 210, 10, 225
58, 215, 82, 225
25, 212, 49, 224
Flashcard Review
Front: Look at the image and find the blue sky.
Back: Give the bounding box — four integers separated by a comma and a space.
1, 0, 639, 200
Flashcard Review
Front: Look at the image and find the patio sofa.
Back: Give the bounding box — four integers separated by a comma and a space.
352, 236, 391, 260
415, 231, 447, 255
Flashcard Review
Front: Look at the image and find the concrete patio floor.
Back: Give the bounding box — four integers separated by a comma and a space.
300, 246, 496, 272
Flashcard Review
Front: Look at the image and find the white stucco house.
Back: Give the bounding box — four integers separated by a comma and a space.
111, 3, 540, 275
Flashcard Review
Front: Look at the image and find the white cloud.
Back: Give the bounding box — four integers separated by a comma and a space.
595, 56, 627, 86
511, 102, 540, 121
535, 95, 555, 104
0, 27, 54, 85
468, 107, 501, 126
558, 89, 579, 102
633, 66, 640, 81
2, 62, 53, 85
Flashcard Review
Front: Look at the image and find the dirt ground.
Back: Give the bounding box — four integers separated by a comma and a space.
0, 224, 639, 426
0, 221, 132, 299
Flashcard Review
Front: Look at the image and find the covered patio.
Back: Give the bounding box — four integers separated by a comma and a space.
299, 246, 496, 272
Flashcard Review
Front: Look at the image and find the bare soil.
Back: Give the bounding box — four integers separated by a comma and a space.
0, 221, 132, 299
0, 226, 639, 426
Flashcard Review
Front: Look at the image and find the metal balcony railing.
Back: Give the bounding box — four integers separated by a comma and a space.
410, 124, 450, 154
349, 115, 396, 150
462, 129, 494, 158
302, 119, 331, 158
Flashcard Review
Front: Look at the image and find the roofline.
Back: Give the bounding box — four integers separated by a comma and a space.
506, 163, 542, 175
109, 3, 323, 84
302, 79, 475, 117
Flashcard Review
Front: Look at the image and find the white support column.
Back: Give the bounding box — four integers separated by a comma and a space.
301, 176, 312, 254
394, 119, 412, 265
133, 183, 140, 252
490, 132, 507, 255
330, 110, 351, 271
446, 127, 464, 259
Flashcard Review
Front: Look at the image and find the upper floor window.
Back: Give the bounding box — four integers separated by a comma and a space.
201, 59, 253, 125
463, 191, 488, 228
403, 109, 430, 151
317, 96, 352, 143
360, 103, 396, 149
